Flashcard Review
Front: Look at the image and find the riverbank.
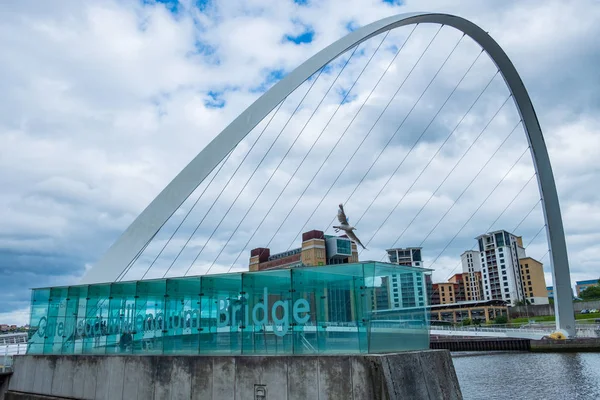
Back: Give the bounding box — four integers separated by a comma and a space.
432, 337, 600, 352
531, 337, 600, 352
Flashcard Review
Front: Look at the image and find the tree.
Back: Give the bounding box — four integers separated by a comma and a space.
461, 318, 472, 326
579, 283, 600, 301
494, 315, 508, 325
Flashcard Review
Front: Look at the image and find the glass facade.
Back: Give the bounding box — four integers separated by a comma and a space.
26, 262, 429, 356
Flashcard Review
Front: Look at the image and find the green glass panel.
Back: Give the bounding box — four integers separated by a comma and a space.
241, 269, 292, 354
290, 265, 366, 354
106, 282, 136, 354
367, 262, 429, 353
27, 288, 50, 354
289, 268, 319, 354
26, 263, 430, 356
163, 277, 202, 354
83, 284, 110, 354
200, 273, 242, 354
43, 287, 68, 354
65, 285, 87, 354
133, 280, 166, 355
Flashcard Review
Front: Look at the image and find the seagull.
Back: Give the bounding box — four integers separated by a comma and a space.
333, 203, 367, 250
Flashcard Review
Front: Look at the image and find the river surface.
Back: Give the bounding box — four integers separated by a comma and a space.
452, 352, 600, 399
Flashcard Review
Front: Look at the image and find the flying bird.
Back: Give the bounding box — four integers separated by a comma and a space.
333, 203, 367, 250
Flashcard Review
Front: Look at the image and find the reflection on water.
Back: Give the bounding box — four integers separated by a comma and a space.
453, 352, 600, 400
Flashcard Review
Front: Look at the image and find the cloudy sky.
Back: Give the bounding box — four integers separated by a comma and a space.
1, 0, 599, 325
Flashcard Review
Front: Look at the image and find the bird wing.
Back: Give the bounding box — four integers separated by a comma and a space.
346, 230, 366, 250
337, 204, 349, 225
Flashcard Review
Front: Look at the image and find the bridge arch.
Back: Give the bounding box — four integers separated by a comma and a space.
83, 12, 575, 336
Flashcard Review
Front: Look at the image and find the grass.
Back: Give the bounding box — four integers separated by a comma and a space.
509, 312, 600, 325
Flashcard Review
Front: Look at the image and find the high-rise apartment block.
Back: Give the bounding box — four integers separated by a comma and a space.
431, 231, 550, 307
386, 247, 423, 267
460, 250, 484, 301
475, 230, 525, 305
386, 247, 428, 308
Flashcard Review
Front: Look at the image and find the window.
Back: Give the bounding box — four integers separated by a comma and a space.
503, 276, 508, 281
527, 275, 531, 280
531, 299, 535, 304
504, 282, 509, 287
505, 288, 510, 293
502, 271, 507, 275
528, 281, 532, 286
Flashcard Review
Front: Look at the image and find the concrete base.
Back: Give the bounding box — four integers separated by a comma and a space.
5, 351, 461, 400
0, 372, 11, 400
530, 338, 600, 352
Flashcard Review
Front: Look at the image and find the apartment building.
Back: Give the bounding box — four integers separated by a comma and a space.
476, 230, 525, 305
519, 257, 550, 304
386, 247, 427, 308
461, 250, 484, 300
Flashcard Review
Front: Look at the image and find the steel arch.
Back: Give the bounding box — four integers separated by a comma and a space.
82, 12, 575, 336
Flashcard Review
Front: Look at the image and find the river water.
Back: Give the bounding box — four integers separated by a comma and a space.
452, 352, 600, 399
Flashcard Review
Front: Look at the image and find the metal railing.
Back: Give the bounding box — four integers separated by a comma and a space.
1, 343, 27, 373
430, 325, 550, 334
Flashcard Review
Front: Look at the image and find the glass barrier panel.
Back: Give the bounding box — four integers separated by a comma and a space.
26, 263, 430, 356
107, 282, 136, 354
44, 287, 68, 355
367, 262, 429, 353
241, 269, 292, 355
83, 284, 110, 354
66, 285, 87, 355
200, 273, 242, 355
27, 288, 50, 354
134, 280, 166, 355
164, 277, 201, 354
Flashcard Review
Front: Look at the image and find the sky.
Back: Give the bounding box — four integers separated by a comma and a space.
1, 0, 599, 325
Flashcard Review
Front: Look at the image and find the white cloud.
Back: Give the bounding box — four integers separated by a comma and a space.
1, 0, 599, 324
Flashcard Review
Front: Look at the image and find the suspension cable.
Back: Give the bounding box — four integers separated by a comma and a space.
160, 100, 287, 278
116, 238, 152, 281
334, 45, 483, 235
423, 147, 533, 269
138, 149, 235, 279
424, 173, 538, 283
181, 65, 329, 276
204, 40, 365, 273
362, 79, 509, 252
389, 119, 523, 252
524, 224, 547, 248
422, 175, 540, 304
512, 199, 542, 233
226, 27, 421, 272
285, 24, 445, 252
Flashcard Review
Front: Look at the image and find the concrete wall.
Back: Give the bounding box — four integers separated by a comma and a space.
5, 351, 461, 400
509, 300, 600, 318
0, 372, 11, 400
